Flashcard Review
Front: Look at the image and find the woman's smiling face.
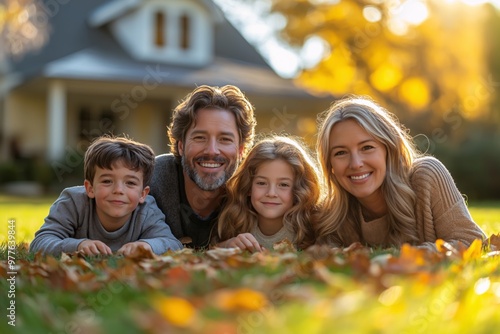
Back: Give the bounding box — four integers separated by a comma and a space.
328, 119, 387, 206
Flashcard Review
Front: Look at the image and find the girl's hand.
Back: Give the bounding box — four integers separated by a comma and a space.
220, 233, 264, 253
77, 239, 113, 256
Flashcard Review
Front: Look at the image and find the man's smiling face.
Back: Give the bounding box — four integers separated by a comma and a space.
179, 108, 243, 191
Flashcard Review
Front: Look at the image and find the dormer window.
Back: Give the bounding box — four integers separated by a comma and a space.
154, 12, 165, 47
103, 0, 214, 67
154, 10, 191, 51
180, 13, 190, 50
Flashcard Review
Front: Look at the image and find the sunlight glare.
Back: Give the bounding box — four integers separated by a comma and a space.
387, 18, 409, 36
263, 39, 301, 78
363, 6, 382, 23
462, 0, 491, 5
387, 0, 429, 35
474, 277, 491, 295
310, 0, 340, 5
300, 35, 329, 69
398, 0, 428, 25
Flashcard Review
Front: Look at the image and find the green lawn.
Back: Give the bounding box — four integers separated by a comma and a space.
0, 194, 58, 244
1, 195, 500, 333
1, 195, 499, 245
468, 201, 500, 236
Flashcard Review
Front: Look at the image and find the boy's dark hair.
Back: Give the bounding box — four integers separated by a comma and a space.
84, 135, 155, 187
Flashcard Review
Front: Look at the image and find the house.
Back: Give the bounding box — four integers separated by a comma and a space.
0, 0, 331, 190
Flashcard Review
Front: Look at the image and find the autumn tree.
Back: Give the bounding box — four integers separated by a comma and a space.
268, 0, 494, 124
0, 0, 49, 61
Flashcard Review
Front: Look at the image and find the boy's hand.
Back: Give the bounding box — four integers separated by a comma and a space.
77, 240, 113, 256
117, 241, 152, 256
220, 233, 265, 253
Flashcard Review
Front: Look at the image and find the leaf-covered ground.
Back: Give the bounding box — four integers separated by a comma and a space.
2, 237, 500, 334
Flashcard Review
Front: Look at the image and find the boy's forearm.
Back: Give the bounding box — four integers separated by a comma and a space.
140, 237, 183, 254
30, 235, 84, 256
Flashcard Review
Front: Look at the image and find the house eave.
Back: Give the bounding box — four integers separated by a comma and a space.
88, 0, 143, 28
38, 48, 316, 98
88, 0, 225, 28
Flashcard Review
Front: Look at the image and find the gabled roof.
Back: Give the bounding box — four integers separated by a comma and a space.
88, 0, 224, 28
87, 0, 144, 27
3, 0, 315, 97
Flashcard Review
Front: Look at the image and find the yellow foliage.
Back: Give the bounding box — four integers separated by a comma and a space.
370, 63, 403, 92
271, 0, 491, 118
299, 45, 357, 94
324, 1, 363, 22
399, 77, 431, 110
463, 239, 483, 262
214, 288, 268, 312
154, 296, 196, 327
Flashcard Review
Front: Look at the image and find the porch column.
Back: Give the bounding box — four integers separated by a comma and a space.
47, 80, 66, 161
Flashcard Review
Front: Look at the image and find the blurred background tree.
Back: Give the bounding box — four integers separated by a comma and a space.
220, 0, 500, 200
3, 0, 500, 200
269, 0, 496, 119
0, 0, 49, 61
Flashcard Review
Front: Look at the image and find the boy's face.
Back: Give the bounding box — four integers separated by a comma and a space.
84, 160, 149, 232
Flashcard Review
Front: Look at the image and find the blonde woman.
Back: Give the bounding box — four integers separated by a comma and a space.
315, 96, 485, 250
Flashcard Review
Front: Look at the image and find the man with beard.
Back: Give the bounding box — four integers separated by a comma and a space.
149, 85, 256, 249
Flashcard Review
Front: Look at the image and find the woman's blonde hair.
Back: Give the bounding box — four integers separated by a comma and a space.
217, 135, 322, 249
316, 96, 421, 247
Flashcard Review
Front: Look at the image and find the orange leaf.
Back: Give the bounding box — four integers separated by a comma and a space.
214, 288, 268, 312
154, 296, 196, 327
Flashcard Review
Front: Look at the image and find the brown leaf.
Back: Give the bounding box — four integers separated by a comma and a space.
127, 245, 157, 261
272, 238, 296, 252
486, 233, 500, 251
205, 247, 242, 261
343, 242, 368, 254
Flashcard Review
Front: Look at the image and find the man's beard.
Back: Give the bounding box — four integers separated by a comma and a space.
181, 155, 238, 191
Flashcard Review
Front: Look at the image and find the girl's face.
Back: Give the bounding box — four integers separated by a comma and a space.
328, 119, 387, 209
250, 159, 295, 231
84, 160, 149, 232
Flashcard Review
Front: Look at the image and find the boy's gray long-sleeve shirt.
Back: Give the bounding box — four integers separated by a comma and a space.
30, 186, 183, 255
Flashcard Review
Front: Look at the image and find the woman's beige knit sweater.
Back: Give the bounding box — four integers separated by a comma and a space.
360, 156, 486, 249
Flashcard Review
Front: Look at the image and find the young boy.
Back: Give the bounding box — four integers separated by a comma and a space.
30, 136, 183, 256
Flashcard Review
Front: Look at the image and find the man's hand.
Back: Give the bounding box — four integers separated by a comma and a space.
77, 239, 113, 256
220, 233, 265, 253
117, 241, 152, 256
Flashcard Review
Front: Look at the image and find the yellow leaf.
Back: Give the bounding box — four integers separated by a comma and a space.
154, 296, 196, 327
462, 239, 483, 262
214, 288, 268, 312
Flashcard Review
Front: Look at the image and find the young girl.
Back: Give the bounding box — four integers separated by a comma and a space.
315, 96, 486, 250
215, 136, 322, 252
